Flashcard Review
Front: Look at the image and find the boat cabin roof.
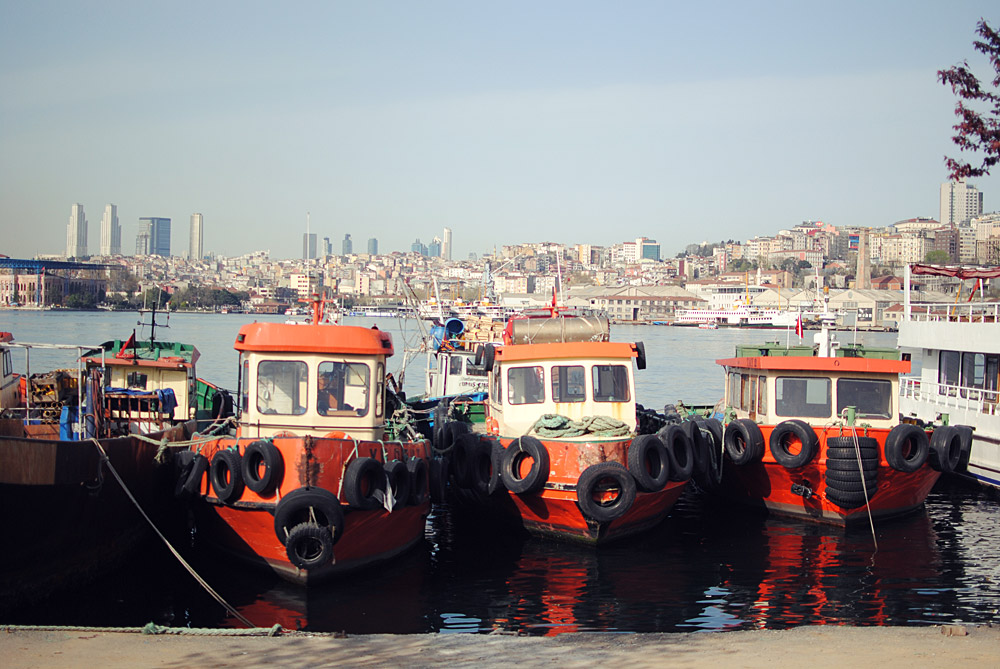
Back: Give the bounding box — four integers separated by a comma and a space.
235, 322, 393, 356
497, 341, 636, 363
81, 339, 200, 368
717, 355, 909, 375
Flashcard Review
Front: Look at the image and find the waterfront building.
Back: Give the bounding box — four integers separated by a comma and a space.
66, 204, 87, 259
342, 234, 352, 255
940, 179, 983, 226
100, 204, 121, 256
442, 227, 452, 261
189, 213, 204, 260
138, 217, 171, 256
368, 237, 378, 255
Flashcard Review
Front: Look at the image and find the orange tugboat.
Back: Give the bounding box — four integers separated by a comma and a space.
441, 308, 698, 544
178, 298, 432, 584
709, 320, 969, 524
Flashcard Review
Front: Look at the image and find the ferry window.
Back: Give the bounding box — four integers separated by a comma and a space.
449, 356, 464, 376
551, 365, 586, 403
317, 361, 370, 416
939, 350, 960, 395
837, 378, 892, 419
257, 360, 307, 415
375, 362, 384, 418
960, 353, 986, 399
466, 358, 487, 377
757, 376, 767, 414
593, 365, 630, 402
508, 366, 544, 405
775, 376, 830, 418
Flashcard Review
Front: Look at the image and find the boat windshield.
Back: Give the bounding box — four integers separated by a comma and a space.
775, 376, 831, 418
317, 361, 370, 416
593, 365, 630, 402
257, 360, 308, 415
836, 378, 892, 419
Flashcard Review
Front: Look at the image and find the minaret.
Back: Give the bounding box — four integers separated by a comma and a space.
856, 229, 871, 289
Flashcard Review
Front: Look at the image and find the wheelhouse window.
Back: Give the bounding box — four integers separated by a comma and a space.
551, 365, 585, 403
449, 356, 464, 376
593, 364, 630, 402
317, 361, 370, 416
939, 350, 960, 396
240, 358, 249, 412
508, 366, 544, 405
836, 378, 892, 419
257, 360, 307, 415
466, 358, 487, 377
375, 362, 384, 418
775, 376, 830, 418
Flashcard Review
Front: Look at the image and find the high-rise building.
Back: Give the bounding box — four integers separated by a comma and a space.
138, 217, 171, 256
368, 238, 378, 255
135, 220, 151, 255
342, 234, 353, 255
303, 233, 317, 260
428, 236, 442, 258
411, 238, 427, 255
66, 204, 87, 258
940, 179, 983, 226
442, 227, 452, 261
189, 213, 204, 260
100, 204, 121, 256
322, 237, 332, 257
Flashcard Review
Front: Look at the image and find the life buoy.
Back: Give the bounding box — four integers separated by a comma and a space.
658, 424, 693, 481
723, 419, 765, 466
627, 433, 670, 492
575, 462, 637, 523
284, 522, 334, 570
210, 448, 244, 504
884, 424, 929, 473
769, 420, 819, 469
343, 457, 387, 510
241, 440, 283, 495
500, 436, 550, 494
383, 459, 411, 507
929, 425, 963, 473
406, 457, 429, 505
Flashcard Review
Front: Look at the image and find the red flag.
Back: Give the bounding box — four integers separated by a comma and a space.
116, 331, 136, 359
795, 314, 804, 339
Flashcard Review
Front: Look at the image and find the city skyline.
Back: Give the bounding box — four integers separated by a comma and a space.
4, 3, 1000, 261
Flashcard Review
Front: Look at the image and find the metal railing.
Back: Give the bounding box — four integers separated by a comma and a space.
903, 301, 1000, 323
899, 377, 999, 416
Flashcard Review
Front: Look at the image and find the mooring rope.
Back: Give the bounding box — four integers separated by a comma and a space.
529, 414, 631, 438
89, 439, 259, 629
848, 424, 878, 551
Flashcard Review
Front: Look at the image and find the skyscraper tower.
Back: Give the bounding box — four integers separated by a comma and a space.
940, 179, 983, 226
303, 233, 317, 260
367, 237, 378, 255
66, 203, 87, 258
100, 204, 121, 256
442, 227, 452, 261
189, 213, 204, 260
138, 217, 171, 256
342, 234, 353, 255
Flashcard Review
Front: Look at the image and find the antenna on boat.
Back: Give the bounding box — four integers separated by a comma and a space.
137, 287, 169, 342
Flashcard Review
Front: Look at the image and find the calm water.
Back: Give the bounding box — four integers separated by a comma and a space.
2, 310, 996, 633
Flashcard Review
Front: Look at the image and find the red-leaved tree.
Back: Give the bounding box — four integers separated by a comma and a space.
938, 20, 1000, 179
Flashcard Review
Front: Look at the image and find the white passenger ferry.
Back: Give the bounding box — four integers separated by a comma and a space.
898, 263, 1000, 490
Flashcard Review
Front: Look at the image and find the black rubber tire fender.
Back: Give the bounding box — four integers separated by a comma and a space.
824, 468, 879, 484
469, 439, 502, 496
953, 425, 974, 472
273, 486, 344, 545
682, 420, 708, 476
627, 433, 670, 492
658, 424, 694, 482
437, 420, 470, 456
242, 440, 284, 495
384, 459, 412, 507
928, 425, 963, 474
723, 419, 765, 466
343, 457, 387, 510
483, 344, 496, 372
769, 420, 819, 469
450, 432, 480, 487
173, 450, 196, 498
210, 448, 245, 504
284, 521, 334, 570
826, 446, 879, 460
698, 418, 725, 490
180, 453, 209, 497
634, 341, 646, 370
826, 457, 879, 472
824, 477, 879, 494
429, 456, 450, 503
884, 424, 929, 473
500, 436, 550, 494
576, 462, 637, 523
406, 457, 429, 505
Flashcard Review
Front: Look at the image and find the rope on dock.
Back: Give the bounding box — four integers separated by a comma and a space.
529, 414, 631, 438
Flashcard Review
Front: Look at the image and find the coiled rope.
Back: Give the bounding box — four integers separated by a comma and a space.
89, 439, 258, 629
529, 414, 631, 438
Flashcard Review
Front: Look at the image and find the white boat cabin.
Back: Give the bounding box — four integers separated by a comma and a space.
235, 321, 393, 440
718, 342, 908, 429
486, 341, 641, 437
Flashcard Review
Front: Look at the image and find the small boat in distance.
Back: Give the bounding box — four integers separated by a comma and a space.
706, 319, 970, 524
178, 296, 432, 584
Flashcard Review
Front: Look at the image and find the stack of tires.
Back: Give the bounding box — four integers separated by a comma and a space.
824, 435, 880, 509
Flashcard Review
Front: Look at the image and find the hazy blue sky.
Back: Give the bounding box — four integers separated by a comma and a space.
2, 1, 999, 261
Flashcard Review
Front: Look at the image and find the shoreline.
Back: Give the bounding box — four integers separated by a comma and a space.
2, 624, 997, 668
